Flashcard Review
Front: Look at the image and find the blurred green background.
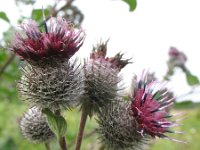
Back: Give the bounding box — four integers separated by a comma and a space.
1, 99, 200, 150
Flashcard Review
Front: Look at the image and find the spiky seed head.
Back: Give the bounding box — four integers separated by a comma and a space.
11, 17, 85, 65
18, 60, 83, 111
80, 41, 131, 116
167, 47, 187, 71
129, 71, 185, 143
19, 106, 55, 143
97, 100, 150, 150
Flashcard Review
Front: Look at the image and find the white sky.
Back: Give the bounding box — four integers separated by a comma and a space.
1, 0, 200, 102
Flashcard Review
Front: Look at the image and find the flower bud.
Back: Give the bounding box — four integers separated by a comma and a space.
80, 41, 131, 116
97, 100, 150, 150
19, 106, 55, 143
167, 47, 187, 72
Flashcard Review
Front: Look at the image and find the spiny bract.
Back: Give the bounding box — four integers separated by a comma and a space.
18, 60, 83, 111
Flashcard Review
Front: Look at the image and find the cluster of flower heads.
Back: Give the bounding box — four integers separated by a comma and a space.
12, 17, 86, 143
11, 16, 185, 148
12, 16, 131, 143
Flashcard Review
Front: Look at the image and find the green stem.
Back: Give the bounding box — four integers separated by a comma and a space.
59, 136, 68, 150
75, 109, 88, 150
55, 110, 68, 150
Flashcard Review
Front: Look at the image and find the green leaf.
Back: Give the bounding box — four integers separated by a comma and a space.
0, 12, 10, 23
122, 0, 137, 12
186, 71, 200, 86
31, 9, 49, 23
42, 108, 67, 138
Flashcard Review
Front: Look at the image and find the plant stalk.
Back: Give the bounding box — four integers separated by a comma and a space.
75, 109, 88, 150
44, 142, 51, 150
55, 110, 68, 150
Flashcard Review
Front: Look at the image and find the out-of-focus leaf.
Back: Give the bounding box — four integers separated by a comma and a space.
31, 9, 50, 23
186, 71, 200, 86
122, 0, 137, 12
0, 137, 18, 150
0, 12, 10, 23
43, 108, 67, 138
15, 0, 35, 5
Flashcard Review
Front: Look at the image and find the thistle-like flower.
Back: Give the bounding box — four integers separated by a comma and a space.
97, 100, 150, 150
129, 71, 185, 143
80, 41, 131, 116
11, 17, 85, 111
11, 17, 85, 65
19, 106, 55, 143
167, 47, 187, 72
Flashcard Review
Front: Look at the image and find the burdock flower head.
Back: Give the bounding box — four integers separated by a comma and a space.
15, 17, 85, 111
20, 106, 55, 143
129, 71, 185, 143
167, 47, 187, 72
97, 100, 150, 150
80, 41, 131, 116
11, 17, 85, 66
